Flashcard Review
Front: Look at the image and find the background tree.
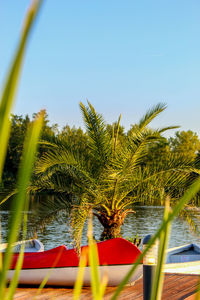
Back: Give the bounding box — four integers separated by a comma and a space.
169, 130, 200, 160
1, 111, 57, 193
2, 114, 30, 187
58, 125, 90, 160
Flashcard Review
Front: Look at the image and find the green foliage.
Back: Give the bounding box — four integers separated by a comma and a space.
2, 101, 200, 247
3, 110, 200, 209
3, 115, 30, 186
79, 101, 111, 171
1, 111, 58, 189
169, 130, 200, 160
124, 234, 141, 247
58, 125, 90, 156
30, 101, 199, 248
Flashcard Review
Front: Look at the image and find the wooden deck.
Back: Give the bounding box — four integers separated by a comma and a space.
10, 274, 200, 299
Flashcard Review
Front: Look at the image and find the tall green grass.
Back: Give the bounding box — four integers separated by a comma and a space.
0, 1, 43, 299
1, 112, 44, 300
73, 215, 108, 300
150, 197, 171, 300
0, 0, 43, 180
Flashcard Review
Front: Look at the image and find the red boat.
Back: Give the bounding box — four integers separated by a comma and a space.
7, 238, 142, 286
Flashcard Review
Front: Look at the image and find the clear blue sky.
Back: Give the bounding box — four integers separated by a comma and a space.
0, 0, 200, 135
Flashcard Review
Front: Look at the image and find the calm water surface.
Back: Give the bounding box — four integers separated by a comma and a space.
1, 206, 200, 249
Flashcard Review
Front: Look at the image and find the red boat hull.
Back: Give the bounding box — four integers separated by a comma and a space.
10, 238, 141, 269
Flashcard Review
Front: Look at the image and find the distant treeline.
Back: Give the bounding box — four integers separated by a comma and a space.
2, 111, 200, 206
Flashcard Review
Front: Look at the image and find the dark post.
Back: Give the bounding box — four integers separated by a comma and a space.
143, 235, 158, 300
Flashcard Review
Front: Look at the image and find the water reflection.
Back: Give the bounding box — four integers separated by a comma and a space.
1, 206, 200, 249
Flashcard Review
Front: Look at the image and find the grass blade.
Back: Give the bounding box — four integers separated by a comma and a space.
5, 244, 25, 300
98, 273, 108, 300
73, 249, 87, 300
88, 216, 101, 299
6, 199, 29, 300
195, 277, 200, 300
0, 218, 2, 271
34, 246, 65, 299
150, 196, 171, 300
73, 214, 108, 300
0, 0, 43, 181
0, 111, 44, 298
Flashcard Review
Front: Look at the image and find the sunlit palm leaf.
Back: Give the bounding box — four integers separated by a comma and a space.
70, 198, 91, 250
138, 103, 167, 131
80, 101, 111, 166
158, 125, 180, 134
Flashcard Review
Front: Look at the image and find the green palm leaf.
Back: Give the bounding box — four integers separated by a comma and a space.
80, 101, 111, 166
138, 103, 167, 131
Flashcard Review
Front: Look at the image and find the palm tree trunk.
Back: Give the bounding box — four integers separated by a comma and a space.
100, 223, 122, 240
94, 210, 125, 240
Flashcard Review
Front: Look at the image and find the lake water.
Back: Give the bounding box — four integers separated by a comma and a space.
1, 206, 200, 250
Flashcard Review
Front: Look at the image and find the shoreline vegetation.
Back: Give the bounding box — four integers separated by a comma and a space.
2, 111, 200, 197
1, 102, 200, 247
2, 109, 200, 207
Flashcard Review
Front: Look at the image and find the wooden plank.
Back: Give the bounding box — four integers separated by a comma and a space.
161, 274, 199, 300
10, 274, 200, 300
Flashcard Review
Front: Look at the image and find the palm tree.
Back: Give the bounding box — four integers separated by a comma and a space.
31, 102, 199, 248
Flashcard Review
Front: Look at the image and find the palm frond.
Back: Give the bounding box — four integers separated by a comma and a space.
112, 114, 122, 155
70, 198, 91, 251
179, 207, 200, 236
36, 150, 79, 182
116, 133, 160, 181
38, 140, 59, 148
0, 189, 17, 206
79, 101, 111, 166
35, 148, 78, 174
27, 195, 71, 237
158, 125, 180, 134
138, 103, 167, 131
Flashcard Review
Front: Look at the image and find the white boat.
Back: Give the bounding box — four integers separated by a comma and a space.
6, 264, 142, 287
164, 243, 200, 274
0, 239, 44, 253
6, 238, 142, 286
